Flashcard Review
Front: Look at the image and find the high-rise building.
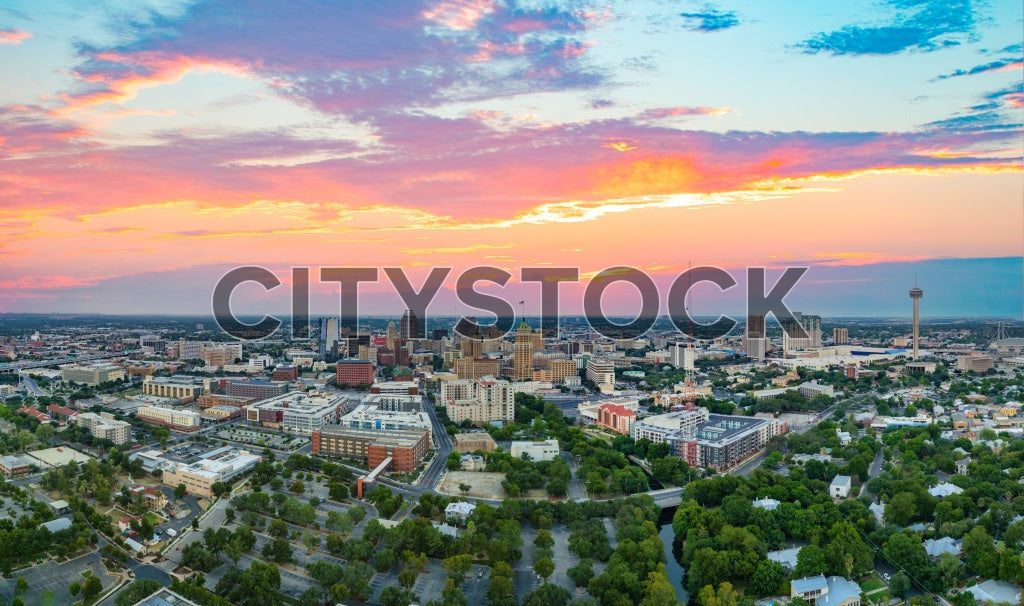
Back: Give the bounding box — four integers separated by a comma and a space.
386, 321, 399, 351
833, 328, 849, 345
803, 315, 822, 348
782, 312, 820, 351
400, 309, 420, 340
746, 315, 766, 359
910, 285, 923, 361
512, 321, 533, 380
319, 317, 339, 357
440, 376, 515, 425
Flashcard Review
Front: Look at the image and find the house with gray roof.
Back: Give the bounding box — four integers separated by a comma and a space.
923, 537, 961, 558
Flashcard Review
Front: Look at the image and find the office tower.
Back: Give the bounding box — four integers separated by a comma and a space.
319, 317, 339, 357
746, 315, 766, 358
512, 321, 533, 380
833, 327, 849, 345
910, 284, 923, 360
386, 321, 399, 351
400, 309, 420, 340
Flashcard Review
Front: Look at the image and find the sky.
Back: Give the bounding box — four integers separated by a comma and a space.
0, 0, 1021, 320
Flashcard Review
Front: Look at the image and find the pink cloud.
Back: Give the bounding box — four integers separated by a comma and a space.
0, 29, 30, 45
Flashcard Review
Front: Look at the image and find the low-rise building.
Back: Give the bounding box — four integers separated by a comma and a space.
61, 363, 124, 386
791, 575, 861, 606
245, 391, 348, 434
510, 438, 559, 462
453, 432, 496, 453
957, 354, 994, 373
160, 449, 261, 497
830, 475, 852, 499
142, 376, 205, 400
460, 454, 486, 471
311, 426, 429, 472
444, 501, 476, 522
137, 406, 201, 432
0, 454, 33, 478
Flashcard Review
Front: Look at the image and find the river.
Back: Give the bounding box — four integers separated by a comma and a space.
659, 521, 689, 604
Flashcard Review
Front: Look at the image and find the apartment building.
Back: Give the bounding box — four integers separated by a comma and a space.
441, 376, 515, 425
76, 412, 131, 445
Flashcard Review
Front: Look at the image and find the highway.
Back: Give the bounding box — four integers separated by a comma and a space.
0, 351, 133, 373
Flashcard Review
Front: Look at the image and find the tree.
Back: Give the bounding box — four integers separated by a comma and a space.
963, 526, 999, 578
522, 583, 571, 606
328, 481, 348, 500
380, 586, 417, 606
884, 492, 918, 527
534, 556, 554, 581
290, 481, 305, 494
15, 577, 27, 595
750, 560, 786, 598
534, 529, 554, 550
81, 575, 103, 603
225, 508, 235, 524
298, 587, 321, 606
443, 554, 474, 581
889, 571, 910, 599
567, 558, 594, 587
936, 551, 963, 590
115, 580, 163, 606
69, 582, 80, 596
794, 544, 828, 577
174, 483, 187, 499
397, 567, 418, 590
696, 582, 739, 606
262, 537, 293, 564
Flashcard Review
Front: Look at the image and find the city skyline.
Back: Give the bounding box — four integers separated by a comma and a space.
0, 1, 1021, 317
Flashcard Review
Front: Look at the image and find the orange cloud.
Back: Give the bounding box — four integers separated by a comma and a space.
604, 141, 637, 152
55, 52, 253, 115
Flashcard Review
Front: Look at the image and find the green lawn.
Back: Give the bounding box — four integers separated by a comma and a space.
860, 576, 886, 593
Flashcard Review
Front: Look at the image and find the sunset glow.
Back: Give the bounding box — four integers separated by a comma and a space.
0, 0, 1021, 317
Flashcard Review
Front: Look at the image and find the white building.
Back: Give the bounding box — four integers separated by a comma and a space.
245, 391, 348, 434
830, 475, 852, 499
510, 439, 559, 462
585, 358, 615, 388
340, 404, 432, 437
444, 501, 477, 522
161, 449, 260, 497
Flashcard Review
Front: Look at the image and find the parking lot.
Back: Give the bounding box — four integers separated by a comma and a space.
0, 551, 116, 606
215, 427, 308, 451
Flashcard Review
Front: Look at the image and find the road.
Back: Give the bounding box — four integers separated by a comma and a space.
20, 371, 47, 396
